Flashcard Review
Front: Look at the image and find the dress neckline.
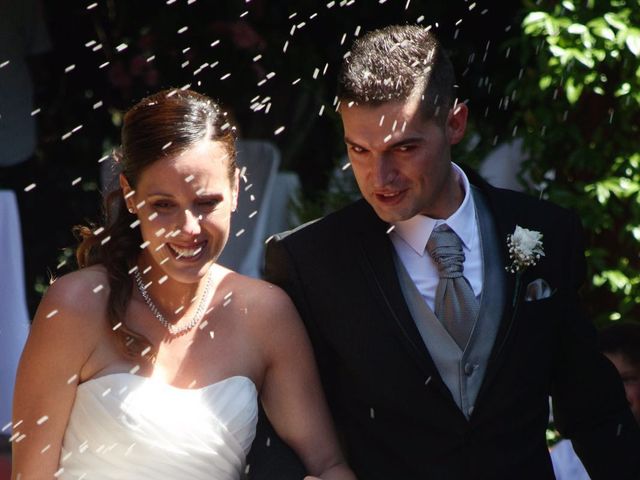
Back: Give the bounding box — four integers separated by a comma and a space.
78, 372, 257, 392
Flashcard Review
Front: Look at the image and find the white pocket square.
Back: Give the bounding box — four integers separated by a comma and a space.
524, 278, 553, 302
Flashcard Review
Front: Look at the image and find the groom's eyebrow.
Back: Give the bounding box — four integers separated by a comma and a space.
344, 135, 424, 148
387, 136, 423, 147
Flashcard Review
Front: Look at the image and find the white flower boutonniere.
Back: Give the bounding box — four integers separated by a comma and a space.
506, 225, 545, 274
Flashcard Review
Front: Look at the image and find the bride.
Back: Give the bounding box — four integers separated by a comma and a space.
11, 89, 356, 480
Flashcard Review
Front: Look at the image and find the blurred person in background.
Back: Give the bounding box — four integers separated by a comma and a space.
552, 322, 640, 479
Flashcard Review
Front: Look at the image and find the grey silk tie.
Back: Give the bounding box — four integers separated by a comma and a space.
426, 225, 479, 349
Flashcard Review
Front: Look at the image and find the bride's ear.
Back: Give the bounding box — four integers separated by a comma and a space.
119, 174, 136, 213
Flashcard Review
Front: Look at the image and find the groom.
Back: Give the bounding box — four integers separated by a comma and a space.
258, 25, 640, 479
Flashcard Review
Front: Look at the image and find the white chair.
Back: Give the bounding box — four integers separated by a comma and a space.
217, 139, 283, 278
478, 138, 529, 192
0, 190, 31, 434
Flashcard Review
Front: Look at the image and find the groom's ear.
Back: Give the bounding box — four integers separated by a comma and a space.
446, 101, 468, 146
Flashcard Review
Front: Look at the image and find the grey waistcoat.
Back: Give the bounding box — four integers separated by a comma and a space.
393, 187, 505, 419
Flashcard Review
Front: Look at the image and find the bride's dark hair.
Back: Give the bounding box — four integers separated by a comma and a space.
75, 88, 237, 359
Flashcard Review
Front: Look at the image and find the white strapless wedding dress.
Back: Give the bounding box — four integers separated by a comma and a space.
58, 373, 258, 479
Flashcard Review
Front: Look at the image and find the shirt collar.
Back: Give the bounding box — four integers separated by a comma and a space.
392, 163, 476, 256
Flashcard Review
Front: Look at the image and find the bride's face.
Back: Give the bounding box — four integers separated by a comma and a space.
122, 139, 238, 284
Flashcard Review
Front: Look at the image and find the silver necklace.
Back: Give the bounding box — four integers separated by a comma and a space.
133, 268, 214, 336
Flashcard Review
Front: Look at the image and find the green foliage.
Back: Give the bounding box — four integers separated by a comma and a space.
512, 0, 640, 325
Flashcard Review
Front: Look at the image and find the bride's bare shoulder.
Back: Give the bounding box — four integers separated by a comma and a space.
219, 269, 300, 325
34, 265, 111, 328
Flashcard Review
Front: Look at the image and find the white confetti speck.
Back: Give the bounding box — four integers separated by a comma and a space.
67, 374, 78, 384
93, 284, 104, 293
274, 126, 285, 135
116, 43, 128, 52
24, 183, 36, 192
64, 65, 75, 73
46, 309, 59, 319
86, 2, 97, 10
36, 416, 49, 426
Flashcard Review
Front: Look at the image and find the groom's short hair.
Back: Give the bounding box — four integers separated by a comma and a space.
337, 24, 456, 124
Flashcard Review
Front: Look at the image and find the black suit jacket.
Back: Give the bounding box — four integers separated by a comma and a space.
251, 171, 640, 480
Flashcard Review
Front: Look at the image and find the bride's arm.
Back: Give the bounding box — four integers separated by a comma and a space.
11, 272, 101, 479
254, 284, 356, 480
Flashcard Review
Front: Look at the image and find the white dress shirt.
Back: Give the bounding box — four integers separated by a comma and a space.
390, 163, 483, 312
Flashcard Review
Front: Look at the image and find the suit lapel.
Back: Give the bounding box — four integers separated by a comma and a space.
464, 170, 524, 405
354, 203, 456, 403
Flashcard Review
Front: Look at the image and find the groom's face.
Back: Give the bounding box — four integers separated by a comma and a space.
341, 95, 468, 223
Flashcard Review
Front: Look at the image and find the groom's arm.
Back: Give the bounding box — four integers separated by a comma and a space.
550, 212, 640, 480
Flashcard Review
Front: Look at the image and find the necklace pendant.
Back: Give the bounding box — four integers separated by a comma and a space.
133, 268, 214, 336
